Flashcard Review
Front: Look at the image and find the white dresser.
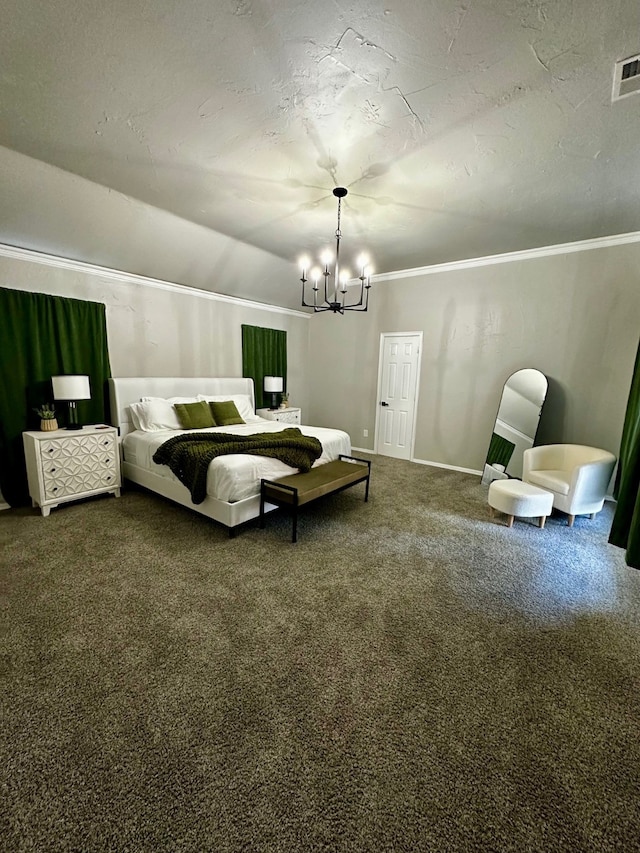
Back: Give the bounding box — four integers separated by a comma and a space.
256, 407, 302, 425
23, 426, 121, 517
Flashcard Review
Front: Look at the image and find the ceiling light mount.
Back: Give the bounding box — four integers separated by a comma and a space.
299, 187, 372, 314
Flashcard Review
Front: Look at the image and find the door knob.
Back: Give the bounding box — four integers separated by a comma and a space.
380, 401, 389, 406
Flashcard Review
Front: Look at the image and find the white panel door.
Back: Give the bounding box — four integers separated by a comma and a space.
376, 333, 421, 460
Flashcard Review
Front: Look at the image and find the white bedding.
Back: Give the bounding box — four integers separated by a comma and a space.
122, 418, 351, 502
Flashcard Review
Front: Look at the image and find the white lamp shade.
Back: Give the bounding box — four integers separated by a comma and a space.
263, 376, 283, 393
52, 375, 91, 401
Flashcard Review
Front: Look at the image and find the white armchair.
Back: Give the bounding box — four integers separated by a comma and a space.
522, 444, 617, 527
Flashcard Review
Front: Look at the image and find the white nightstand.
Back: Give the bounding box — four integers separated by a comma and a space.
256, 407, 302, 425
22, 425, 121, 517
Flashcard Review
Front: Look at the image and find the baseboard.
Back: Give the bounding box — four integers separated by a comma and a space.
411, 457, 482, 475
350, 448, 482, 476
351, 452, 619, 500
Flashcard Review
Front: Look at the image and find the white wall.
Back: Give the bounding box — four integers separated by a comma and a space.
307, 238, 640, 471
0, 251, 311, 414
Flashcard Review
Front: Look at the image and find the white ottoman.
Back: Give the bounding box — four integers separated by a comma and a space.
488, 479, 554, 528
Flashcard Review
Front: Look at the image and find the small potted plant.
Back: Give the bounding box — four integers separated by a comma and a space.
34, 403, 58, 431
279, 391, 289, 409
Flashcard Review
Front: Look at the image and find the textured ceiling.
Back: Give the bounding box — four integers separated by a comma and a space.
0, 0, 638, 308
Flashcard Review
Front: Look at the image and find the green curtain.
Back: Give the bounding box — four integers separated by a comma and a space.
609, 337, 640, 569
241, 325, 287, 409
486, 432, 516, 469
0, 288, 112, 507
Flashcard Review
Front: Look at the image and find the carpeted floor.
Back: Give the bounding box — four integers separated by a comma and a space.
2, 455, 639, 852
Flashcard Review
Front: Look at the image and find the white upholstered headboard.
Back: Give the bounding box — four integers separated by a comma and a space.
108, 377, 255, 437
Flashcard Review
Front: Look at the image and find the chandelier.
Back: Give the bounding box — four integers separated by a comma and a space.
299, 187, 373, 314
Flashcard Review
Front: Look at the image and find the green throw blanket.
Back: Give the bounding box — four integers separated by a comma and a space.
152, 429, 323, 504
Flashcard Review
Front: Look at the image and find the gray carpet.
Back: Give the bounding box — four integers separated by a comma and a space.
2, 455, 639, 853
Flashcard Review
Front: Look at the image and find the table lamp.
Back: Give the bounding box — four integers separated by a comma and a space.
263, 376, 283, 410
52, 375, 91, 430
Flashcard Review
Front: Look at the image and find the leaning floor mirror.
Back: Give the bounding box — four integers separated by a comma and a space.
481, 368, 548, 485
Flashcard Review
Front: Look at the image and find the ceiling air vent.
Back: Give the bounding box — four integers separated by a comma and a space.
612, 53, 640, 101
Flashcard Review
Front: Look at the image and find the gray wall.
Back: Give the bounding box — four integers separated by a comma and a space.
307, 240, 640, 471
3, 237, 639, 474
0, 253, 311, 413
0, 145, 303, 312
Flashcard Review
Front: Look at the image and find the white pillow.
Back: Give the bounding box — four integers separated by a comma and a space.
140, 396, 198, 404
197, 394, 260, 423
130, 399, 183, 431
128, 405, 142, 431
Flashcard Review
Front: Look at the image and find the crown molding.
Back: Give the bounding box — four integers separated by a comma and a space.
0, 243, 310, 319
373, 231, 640, 282
3, 230, 638, 306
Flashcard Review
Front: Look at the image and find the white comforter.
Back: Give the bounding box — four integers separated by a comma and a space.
122, 418, 351, 502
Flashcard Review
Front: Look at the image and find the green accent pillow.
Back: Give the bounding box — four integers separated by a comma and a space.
173, 401, 216, 429
208, 400, 245, 426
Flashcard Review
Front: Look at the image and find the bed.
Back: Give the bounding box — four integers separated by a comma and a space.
108, 377, 351, 533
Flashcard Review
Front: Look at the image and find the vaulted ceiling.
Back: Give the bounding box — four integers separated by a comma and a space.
1, 0, 638, 309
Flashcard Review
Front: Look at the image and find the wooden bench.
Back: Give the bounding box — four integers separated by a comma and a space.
260, 454, 371, 542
